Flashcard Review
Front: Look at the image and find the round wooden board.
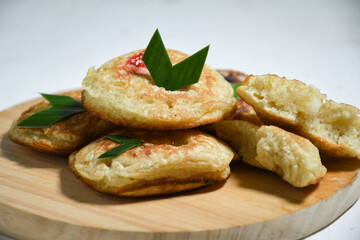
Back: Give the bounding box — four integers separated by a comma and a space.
0, 98, 359, 240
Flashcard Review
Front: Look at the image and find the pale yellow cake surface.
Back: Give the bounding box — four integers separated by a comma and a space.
8, 90, 116, 154
82, 49, 237, 130
69, 129, 234, 196
211, 120, 326, 187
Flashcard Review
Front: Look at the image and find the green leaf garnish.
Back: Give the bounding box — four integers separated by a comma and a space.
17, 93, 86, 128
232, 82, 242, 99
98, 135, 145, 159
142, 29, 209, 91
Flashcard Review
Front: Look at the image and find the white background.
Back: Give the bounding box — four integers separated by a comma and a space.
0, 0, 359, 239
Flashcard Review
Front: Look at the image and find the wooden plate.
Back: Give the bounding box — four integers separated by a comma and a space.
0, 98, 359, 240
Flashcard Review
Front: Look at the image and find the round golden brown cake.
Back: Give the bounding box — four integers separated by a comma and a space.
8, 90, 116, 155
82, 49, 237, 130
69, 128, 234, 197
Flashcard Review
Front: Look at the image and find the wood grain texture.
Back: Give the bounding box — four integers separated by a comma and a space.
0, 98, 359, 240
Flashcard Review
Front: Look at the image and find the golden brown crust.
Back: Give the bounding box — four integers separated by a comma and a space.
69, 159, 230, 197
215, 71, 263, 125
8, 130, 72, 155
8, 90, 116, 155
68, 129, 234, 197
229, 99, 264, 125
82, 49, 237, 130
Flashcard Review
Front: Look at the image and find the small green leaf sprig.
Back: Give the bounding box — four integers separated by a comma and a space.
232, 82, 242, 99
98, 135, 144, 159
142, 29, 209, 91
17, 93, 86, 128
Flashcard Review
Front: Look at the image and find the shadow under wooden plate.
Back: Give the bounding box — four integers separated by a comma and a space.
0, 97, 359, 240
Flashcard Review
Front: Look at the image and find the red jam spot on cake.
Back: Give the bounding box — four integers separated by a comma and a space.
128, 51, 146, 68
122, 51, 150, 75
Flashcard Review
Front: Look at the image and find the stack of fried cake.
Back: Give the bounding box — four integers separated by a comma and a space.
9, 50, 236, 197
8, 50, 360, 197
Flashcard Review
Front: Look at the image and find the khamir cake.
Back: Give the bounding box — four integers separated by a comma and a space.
69, 128, 234, 197
210, 120, 327, 187
82, 30, 236, 130
8, 90, 116, 155
237, 74, 360, 158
